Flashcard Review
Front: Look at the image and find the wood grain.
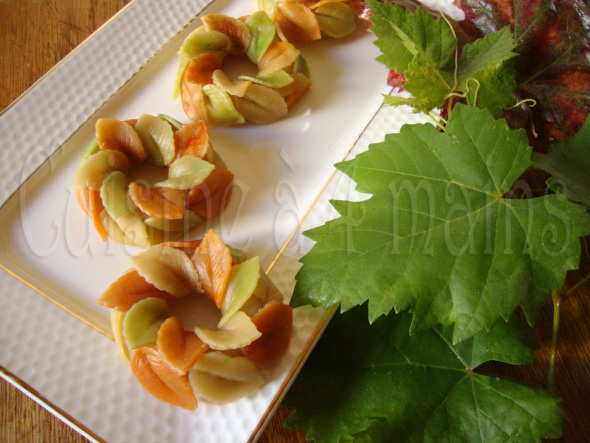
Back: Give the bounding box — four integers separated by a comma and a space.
1, 1, 589, 442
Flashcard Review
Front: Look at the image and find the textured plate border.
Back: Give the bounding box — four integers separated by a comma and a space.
0, 0, 449, 440
0, 0, 383, 441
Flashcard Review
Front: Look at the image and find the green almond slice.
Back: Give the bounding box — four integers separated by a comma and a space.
81, 138, 99, 162
178, 29, 231, 60
144, 210, 203, 232
100, 171, 133, 220
218, 256, 261, 328
245, 10, 276, 64
315, 2, 356, 39
122, 297, 169, 351
239, 69, 294, 89
134, 114, 176, 166
157, 114, 183, 131
173, 54, 192, 100
203, 84, 246, 126
155, 156, 215, 190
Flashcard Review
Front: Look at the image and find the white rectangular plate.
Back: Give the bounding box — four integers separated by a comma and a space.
0, 0, 397, 441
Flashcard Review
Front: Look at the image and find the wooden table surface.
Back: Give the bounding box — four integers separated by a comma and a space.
1, 1, 589, 442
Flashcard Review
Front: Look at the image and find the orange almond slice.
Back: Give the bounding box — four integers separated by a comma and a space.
157, 317, 208, 375
191, 229, 232, 308
130, 345, 198, 410
184, 52, 224, 85
174, 120, 213, 162
159, 240, 203, 257
98, 269, 175, 312
242, 301, 293, 367
96, 118, 147, 167
75, 188, 108, 241
201, 14, 252, 54
128, 182, 186, 220
187, 168, 234, 218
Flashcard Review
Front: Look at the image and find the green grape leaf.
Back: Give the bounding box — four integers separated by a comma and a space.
464, 58, 517, 119
456, 26, 517, 90
369, 0, 456, 77
369, 0, 519, 116
456, 26, 518, 115
531, 115, 590, 209
284, 305, 563, 442
291, 104, 590, 343
401, 54, 453, 111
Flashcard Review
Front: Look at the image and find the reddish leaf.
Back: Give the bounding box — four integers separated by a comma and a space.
456, 0, 590, 142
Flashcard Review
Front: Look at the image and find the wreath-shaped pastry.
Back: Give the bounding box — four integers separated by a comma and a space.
263, 0, 365, 42
98, 229, 293, 409
73, 115, 233, 247
174, 11, 312, 125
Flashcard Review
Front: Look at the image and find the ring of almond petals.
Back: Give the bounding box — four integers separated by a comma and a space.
266, 0, 365, 42
97, 229, 294, 410
73, 115, 234, 248
174, 11, 313, 125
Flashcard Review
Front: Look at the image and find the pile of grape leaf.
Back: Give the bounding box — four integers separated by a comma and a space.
283, 1, 590, 441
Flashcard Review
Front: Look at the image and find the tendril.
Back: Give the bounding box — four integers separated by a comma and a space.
506, 98, 537, 109
436, 0, 459, 92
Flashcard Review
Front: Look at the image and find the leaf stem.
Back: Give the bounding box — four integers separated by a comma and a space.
425, 110, 447, 131
563, 273, 590, 300
546, 290, 560, 392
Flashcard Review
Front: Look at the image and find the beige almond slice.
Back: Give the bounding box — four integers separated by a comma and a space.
130, 245, 200, 297
273, 1, 321, 43
128, 182, 186, 220
194, 311, 261, 350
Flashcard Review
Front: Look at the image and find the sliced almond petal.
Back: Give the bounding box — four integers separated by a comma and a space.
212, 70, 252, 97
242, 301, 293, 367
130, 245, 200, 297
188, 367, 264, 404
233, 83, 288, 125
73, 149, 129, 191
157, 317, 208, 375
96, 118, 147, 166
158, 240, 202, 257
187, 168, 234, 218
184, 52, 224, 85
195, 311, 261, 350
181, 77, 207, 122
131, 346, 198, 410
122, 297, 170, 351
278, 72, 312, 108
188, 351, 265, 403
258, 41, 301, 75
273, 1, 321, 43
98, 269, 175, 312
174, 120, 213, 162
128, 182, 186, 220
111, 309, 130, 367
201, 14, 252, 54
192, 351, 264, 382
191, 229, 232, 308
